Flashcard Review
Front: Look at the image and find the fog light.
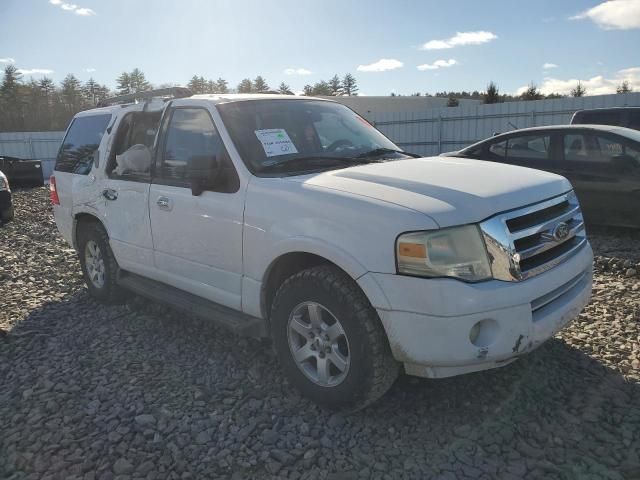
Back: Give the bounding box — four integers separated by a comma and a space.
469, 319, 499, 347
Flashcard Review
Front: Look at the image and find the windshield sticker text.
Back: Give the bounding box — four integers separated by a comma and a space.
255, 129, 299, 157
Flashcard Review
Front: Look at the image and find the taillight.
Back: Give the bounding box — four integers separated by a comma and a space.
50, 176, 60, 205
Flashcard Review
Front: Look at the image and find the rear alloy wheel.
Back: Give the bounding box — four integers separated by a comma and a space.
77, 222, 127, 304
271, 265, 399, 411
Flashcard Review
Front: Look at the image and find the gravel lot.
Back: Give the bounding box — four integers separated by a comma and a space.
1, 187, 639, 480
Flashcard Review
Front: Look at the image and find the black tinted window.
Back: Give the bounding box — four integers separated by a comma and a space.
55, 114, 111, 174
160, 109, 224, 180
577, 111, 624, 127
507, 134, 551, 161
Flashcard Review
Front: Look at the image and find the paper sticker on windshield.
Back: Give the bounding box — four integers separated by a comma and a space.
255, 129, 298, 157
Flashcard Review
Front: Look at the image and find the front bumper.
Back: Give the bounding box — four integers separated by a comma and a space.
361, 242, 593, 378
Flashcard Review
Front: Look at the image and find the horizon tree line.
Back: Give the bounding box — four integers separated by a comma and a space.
0, 65, 636, 132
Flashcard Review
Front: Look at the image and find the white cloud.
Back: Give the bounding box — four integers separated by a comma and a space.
17, 68, 54, 75
284, 67, 312, 75
417, 59, 458, 71
49, 0, 96, 16
543, 63, 558, 69
0, 57, 16, 64
571, 0, 640, 30
515, 66, 640, 96
75, 8, 96, 16
357, 58, 403, 72
85, 67, 96, 73
420, 31, 497, 50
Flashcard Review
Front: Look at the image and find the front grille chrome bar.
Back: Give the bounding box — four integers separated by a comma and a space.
480, 191, 587, 282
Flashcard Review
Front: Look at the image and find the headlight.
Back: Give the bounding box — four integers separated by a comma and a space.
396, 225, 492, 282
0, 173, 8, 192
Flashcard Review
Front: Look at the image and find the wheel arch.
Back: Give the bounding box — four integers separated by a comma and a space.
72, 212, 106, 250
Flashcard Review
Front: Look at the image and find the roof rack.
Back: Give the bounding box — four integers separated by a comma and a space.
97, 87, 192, 107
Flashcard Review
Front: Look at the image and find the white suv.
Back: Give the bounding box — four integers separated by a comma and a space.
51, 89, 593, 410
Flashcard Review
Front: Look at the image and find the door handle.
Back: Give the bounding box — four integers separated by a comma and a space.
103, 189, 118, 201
156, 196, 171, 210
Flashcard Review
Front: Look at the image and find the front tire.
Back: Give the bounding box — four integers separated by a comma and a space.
77, 222, 127, 304
271, 265, 399, 411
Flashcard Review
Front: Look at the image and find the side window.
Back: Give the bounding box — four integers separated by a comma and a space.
487, 139, 507, 160
628, 111, 640, 131
507, 134, 551, 161
564, 133, 601, 163
160, 108, 224, 181
55, 114, 111, 174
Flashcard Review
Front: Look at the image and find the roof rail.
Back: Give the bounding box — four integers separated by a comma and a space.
97, 87, 192, 107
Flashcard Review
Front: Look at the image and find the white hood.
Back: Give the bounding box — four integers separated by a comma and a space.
285, 157, 572, 228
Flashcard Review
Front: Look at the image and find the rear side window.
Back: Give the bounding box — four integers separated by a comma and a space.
487, 139, 507, 159
574, 111, 624, 127
507, 134, 551, 161
55, 114, 111, 174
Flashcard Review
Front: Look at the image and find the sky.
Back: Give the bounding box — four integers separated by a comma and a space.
1, 0, 640, 96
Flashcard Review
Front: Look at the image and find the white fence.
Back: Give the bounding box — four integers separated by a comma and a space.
0, 131, 65, 180
371, 92, 640, 156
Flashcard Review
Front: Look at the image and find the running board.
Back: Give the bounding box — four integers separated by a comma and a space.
117, 271, 267, 337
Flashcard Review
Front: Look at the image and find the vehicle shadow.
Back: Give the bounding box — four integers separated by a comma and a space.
1, 292, 638, 480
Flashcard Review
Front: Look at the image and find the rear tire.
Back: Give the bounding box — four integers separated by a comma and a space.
271, 265, 399, 411
77, 222, 127, 304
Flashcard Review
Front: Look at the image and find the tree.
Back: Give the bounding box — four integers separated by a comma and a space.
253, 76, 269, 93
278, 82, 293, 95
237, 78, 253, 93
215, 78, 229, 94
61, 74, 83, 112
545, 92, 564, 99
83, 77, 98, 105
617, 80, 633, 93
116, 72, 131, 95
447, 95, 459, 107
484, 81, 500, 104
129, 68, 151, 93
188, 75, 207, 94
520, 82, 543, 101
328, 75, 343, 96
302, 84, 313, 96
570, 81, 586, 97
309, 81, 332, 96
342, 73, 358, 96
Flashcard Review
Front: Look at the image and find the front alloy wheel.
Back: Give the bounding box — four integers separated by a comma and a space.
287, 301, 350, 387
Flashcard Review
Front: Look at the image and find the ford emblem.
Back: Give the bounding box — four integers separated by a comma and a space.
552, 222, 570, 241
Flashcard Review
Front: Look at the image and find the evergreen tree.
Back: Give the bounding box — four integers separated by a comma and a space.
253, 76, 269, 93
129, 68, 151, 93
310, 81, 332, 96
484, 81, 500, 104
302, 84, 313, 96
278, 82, 293, 95
61, 74, 83, 112
216, 78, 229, 94
447, 95, 459, 107
328, 75, 343, 96
570, 81, 586, 97
83, 77, 98, 105
616, 80, 632, 93
237, 78, 253, 93
520, 82, 543, 101
342, 73, 358, 96
116, 72, 131, 95
188, 75, 207, 94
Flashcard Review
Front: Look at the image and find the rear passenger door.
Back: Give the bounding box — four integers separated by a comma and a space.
557, 130, 640, 226
149, 104, 245, 310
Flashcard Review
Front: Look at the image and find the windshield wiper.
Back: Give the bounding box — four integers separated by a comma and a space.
355, 147, 421, 159
259, 155, 381, 172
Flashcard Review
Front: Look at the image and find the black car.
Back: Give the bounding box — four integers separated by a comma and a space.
442, 125, 640, 228
0, 169, 14, 224
571, 107, 640, 131
0, 155, 44, 186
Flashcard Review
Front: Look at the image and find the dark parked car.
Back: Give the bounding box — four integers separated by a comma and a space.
571, 107, 640, 131
442, 125, 640, 228
0, 169, 14, 224
0, 155, 44, 186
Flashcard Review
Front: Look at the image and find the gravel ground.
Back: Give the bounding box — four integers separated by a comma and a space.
1, 187, 639, 480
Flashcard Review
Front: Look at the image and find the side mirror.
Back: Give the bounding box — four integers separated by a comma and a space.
187, 155, 219, 196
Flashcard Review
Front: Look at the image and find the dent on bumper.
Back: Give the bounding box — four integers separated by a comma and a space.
362, 243, 593, 379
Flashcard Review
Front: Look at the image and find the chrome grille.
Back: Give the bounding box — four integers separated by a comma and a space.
480, 191, 587, 281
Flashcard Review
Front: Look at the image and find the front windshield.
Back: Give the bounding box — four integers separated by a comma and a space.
217, 99, 405, 174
